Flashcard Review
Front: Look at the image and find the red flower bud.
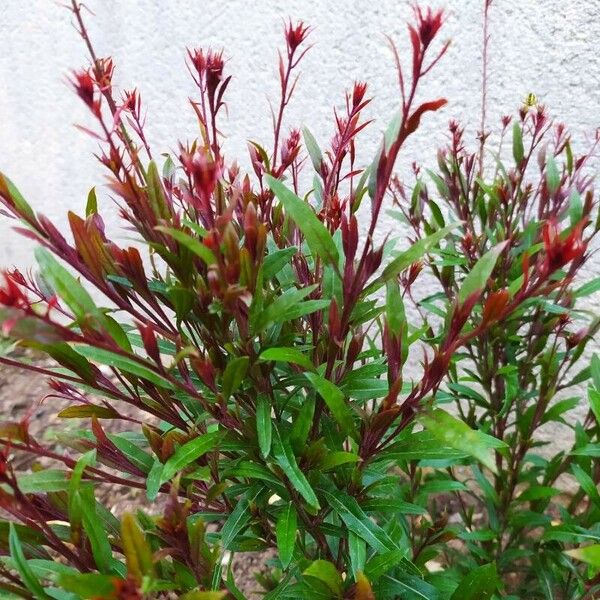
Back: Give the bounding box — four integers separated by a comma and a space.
541, 218, 587, 274
285, 20, 310, 53
482, 289, 510, 324
138, 322, 161, 368
413, 6, 445, 49
352, 81, 368, 108
71, 68, 101, 117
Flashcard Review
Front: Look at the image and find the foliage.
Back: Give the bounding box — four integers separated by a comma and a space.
0, 2, 599, 598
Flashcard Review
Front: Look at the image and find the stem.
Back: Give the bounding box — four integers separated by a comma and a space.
478, 0, 492, 177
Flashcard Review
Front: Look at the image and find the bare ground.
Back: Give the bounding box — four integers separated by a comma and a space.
0, 359, 271, 598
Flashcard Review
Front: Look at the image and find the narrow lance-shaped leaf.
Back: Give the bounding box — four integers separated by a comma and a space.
272, 427, 320, 510
419, 408, 507, 474
220, 489, 261, 549
565, 544, 600, 567
256, 395, 272, 458
546, 155, 561, 194
86, 186, 98, 217
458, 241, 508, 304
121, 513, 154, 583
365, 222, 461, 295
450, 563, 499, 600
348, 532, 367, 579
266, 175, 339, 266
160, 431, 220, 484
303, 560, 342, 597
35, 247, 99, 322
305, 372, 356, 439
302, 127, 323, 173
222, 356, 249, 399
321, 489, 397, 552
155, 226, 217, 265
0, 173, 37, 224
80, 491, 113, 573
9, 523, 50, 599
259, 347, 315, 371
75, 345, 173, 388
276, 504, 297, 569
512, 121, 524, 164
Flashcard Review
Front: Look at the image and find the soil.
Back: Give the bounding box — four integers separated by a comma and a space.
0, 358, 271, 598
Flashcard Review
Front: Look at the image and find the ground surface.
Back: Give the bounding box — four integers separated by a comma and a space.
0, 360, 270, 598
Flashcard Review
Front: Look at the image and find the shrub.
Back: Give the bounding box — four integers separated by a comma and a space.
0, 1, 599, 599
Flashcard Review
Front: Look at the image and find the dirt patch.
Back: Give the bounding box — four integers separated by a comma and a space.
0, 357, 272, 597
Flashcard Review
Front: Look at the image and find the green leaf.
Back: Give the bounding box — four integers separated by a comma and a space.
256, 395, 272, 458
419, 409, 506, 474
68, 450, 96, 531
259, 347, 315, 371
223, 461, 279, 485
302, 127, 323, 173
365, 550, 409, 582
303, 560, 342, 597
160, 431, 220, 484
17, 470, 69, 493
590, 387, 600, 425
290, 396, 315, 452
516, 485, 560, 502
450, 563, 499, 599
146, 160, 169, 219
546, 156, 560, 194
385, 280, 405, 337
180, 592, 228, 600
146, 460, 164, 501
254, 284, 326, 331
86, 187, 98, 217
304, 372, 356, 439
276, 504, 297, 569
220, 489, 260, 550
74, 345, 173, 388
272, 428, 320, 510
35, 247, 98, 322
108, 433, 153, 473
571, 464, 600, 505
591, 354, 600, 391
80, 492, 112, 573
156, 226, 217, 265
266, 175, 339, 266
380, 574, 440, 599
58, 404, 119, 419
58, 573, 116, 599
0, 173, 37, 223
320, 451, 360, 472
222, 356, 249, 399
569, 189, 583, 226
9, 523, 50, 599
458, 241, 507, 304
380, 430, 468, 462
121, 513, 154, 582
263, 247, 298, 279
348, 532, 366, 579
571, 444, 600, 458
512, 122, 524, 164
368, 223, 460, 294
322, 490, 397, 552
1, 558, 77, 582
565, 544, 600, 567
575, 277, 600, 298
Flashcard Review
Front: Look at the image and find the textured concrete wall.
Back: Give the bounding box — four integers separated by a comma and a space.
1, 1, 599, 267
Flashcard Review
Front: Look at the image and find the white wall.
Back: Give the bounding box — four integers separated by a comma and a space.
1, 1, 599, 268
